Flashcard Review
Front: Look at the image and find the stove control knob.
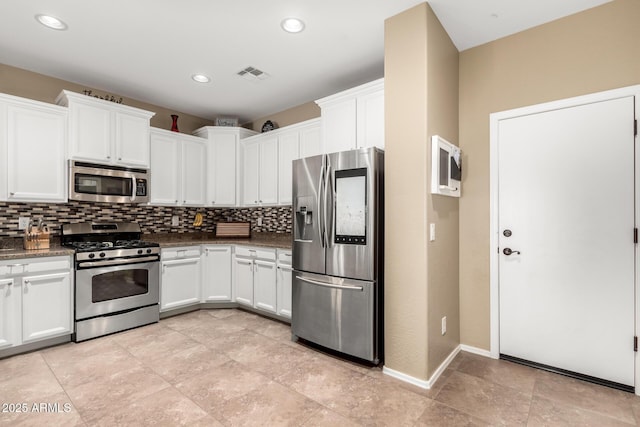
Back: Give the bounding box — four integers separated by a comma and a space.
137, 249, 143, 255
99, 252, 106, 258
146, 249, 152, 254
88, 253, 95, 259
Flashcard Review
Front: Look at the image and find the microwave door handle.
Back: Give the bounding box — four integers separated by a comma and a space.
130, 176, 136, 202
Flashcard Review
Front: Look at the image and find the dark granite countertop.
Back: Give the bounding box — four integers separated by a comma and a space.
0, 232, 292, 261
143, 232, 292, 250
0, 237, 74, 261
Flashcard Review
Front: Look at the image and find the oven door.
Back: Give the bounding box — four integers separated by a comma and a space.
75, 260, 159, 320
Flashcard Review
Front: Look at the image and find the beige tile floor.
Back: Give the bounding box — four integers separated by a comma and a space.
1, 308, 639, 426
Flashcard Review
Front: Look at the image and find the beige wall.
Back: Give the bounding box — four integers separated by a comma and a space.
246, 101, 320, 132
425, 6, 460, 377
384, 2, 460, 380
0, 63, 216, 133
459, 0, 640, 349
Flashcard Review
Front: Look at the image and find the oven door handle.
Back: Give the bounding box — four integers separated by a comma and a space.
77, 255, 159, 268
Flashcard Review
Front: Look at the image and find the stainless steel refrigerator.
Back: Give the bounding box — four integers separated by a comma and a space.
292, 147, 384, 364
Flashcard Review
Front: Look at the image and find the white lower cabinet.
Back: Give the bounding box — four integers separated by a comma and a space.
0, 256, 73, 351
202, 245, 232, 302
0, 278, 19, 349
160, 247, 201, 311
158, 244, 290, 322
22, 272, 72, 343
276, 249, 292, 319
254, 260, 277, 313
233, 246, 277, 314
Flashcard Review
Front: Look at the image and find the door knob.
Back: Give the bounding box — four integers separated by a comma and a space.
503, 248, 521, 256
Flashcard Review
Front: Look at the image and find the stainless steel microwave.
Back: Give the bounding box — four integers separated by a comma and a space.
69, 161, 150, 204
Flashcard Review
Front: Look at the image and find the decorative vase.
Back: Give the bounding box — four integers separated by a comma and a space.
170, 115, 179, 132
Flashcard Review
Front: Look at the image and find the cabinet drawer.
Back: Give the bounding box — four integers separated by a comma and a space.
235, 246, 276, 261
277, 249, 292, 265
0, 256, 71, 277
161, 247, 201, 260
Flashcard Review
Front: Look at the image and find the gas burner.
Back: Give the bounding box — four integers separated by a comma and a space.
71, 241, 114, 251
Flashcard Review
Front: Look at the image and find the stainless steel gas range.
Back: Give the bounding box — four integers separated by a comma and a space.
61, 222, 160, 342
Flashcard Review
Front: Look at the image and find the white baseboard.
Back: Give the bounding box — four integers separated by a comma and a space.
382, 345, 462, 389
460, 344, 494, 359
382, 366, 430, 389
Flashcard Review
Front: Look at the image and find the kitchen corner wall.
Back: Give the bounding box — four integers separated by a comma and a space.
0, 201, 291, 238
384, 1, 460, 383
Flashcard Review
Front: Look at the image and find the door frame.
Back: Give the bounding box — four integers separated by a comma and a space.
489, 85, 640, 393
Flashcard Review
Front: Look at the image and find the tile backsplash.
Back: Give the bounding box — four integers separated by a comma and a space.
0, 201, 292, 238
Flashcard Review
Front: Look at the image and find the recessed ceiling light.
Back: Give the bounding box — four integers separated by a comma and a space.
191, 74, 211, 83
35, 14, 67, 31
281, 17, 305, 33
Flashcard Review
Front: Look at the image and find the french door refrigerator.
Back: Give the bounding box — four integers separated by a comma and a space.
292, 147, 384, 364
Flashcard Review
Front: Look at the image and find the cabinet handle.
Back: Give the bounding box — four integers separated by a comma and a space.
7, 263, 25, 268
9, 192, 15, 196
175, 200, 178, 203
183, 200, 186, 203
106, 155, 111, 159
24, 280, 30, 285
259, 200, 263, 203
118, 157, 122, 161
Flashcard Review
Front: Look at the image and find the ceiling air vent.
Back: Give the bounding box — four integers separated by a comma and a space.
237, 66, 270, 82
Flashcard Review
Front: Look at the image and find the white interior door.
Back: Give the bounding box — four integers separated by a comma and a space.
498, 96, 636, 387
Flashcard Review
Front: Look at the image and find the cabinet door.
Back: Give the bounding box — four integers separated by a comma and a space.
299, 125, 322, 159
277, 264, 292, 319
259, 136, 279, 205
181, 138, 206, 206
202, 246, 232, 302
208, 133, 237, 206
254, 260, 277, 313
6, 103, 66, 202
21, 272, 72, 343
234, 257, 254, 306
242, 141, 259, 206
115, 112, 150, 167
0, 278, 20, 349
161, 258, 201, 311
68, 101, 112, 162
278, 132, 299, 205
150, 132, 180, 205
321, 99, 357, 154
356, 90, 384, 149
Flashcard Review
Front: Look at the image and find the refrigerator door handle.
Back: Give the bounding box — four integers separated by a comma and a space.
323, 157, 332, 248
295, 275, 364, 292
317, 159, 325, 248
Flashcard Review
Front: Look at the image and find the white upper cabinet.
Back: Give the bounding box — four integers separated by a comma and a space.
149, 128, 205, 206
56, 90, 154, 168
298, 122, 322, 159
0, 94, 67, 203
193, 126, 257, 207
277, 131, 299, 206
241, 135, 278, 206
315, 78, 384, 153
181, 136, 206, 206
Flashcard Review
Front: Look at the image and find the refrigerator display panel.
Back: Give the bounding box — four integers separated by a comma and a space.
334, 168, 367, 245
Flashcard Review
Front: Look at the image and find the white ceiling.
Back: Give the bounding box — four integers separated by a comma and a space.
0, 0, 611, 124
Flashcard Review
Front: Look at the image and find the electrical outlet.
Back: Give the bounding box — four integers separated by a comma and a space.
429, 223, 436, 241
441, 316, 447, 335
257, 217, 263, 226
18, 217, 30, 230
171, 215, 179, 226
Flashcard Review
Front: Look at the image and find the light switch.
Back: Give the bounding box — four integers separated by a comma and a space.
429, 223, 436, 241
